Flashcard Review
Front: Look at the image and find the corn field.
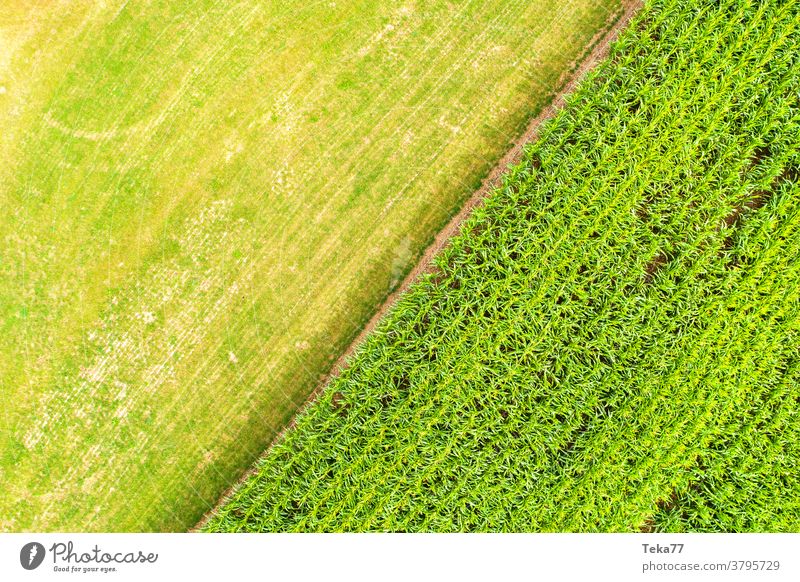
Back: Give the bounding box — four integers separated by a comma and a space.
205, 0, 800, 532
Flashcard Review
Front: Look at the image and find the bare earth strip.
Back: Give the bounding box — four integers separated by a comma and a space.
196, 0, 642, 532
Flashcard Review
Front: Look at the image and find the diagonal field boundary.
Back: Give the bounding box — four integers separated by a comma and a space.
195, 0, 643, 532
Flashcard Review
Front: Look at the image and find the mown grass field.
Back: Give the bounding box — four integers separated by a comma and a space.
206, 0, 800, 532
0, 1, 624, 531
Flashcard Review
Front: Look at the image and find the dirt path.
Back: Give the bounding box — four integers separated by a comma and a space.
194, 0, 643, 531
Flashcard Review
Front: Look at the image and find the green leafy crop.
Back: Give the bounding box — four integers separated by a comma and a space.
206, 0, 800, 532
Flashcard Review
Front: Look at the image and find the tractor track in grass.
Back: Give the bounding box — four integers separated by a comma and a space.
194, 0, 642, 532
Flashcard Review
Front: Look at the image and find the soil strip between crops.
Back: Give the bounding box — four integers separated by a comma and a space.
194, 0, 642, 532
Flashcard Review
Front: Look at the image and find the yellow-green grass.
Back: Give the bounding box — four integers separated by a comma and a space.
0, 0, 622, 531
